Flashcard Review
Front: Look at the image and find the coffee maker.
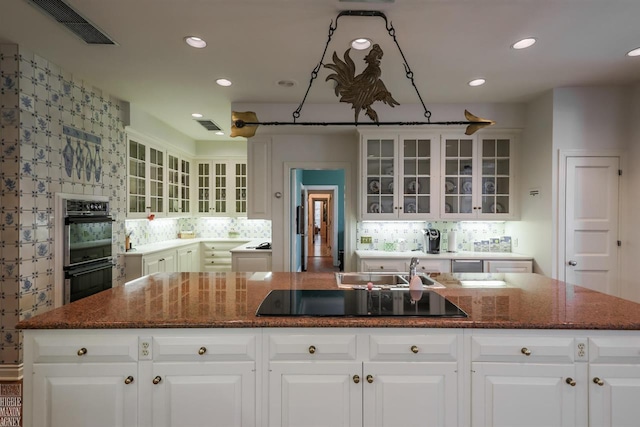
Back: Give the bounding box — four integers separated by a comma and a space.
422, 228, 441, 254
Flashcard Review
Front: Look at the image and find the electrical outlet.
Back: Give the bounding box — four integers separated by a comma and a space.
361, 236, 372, 244
139, 337, 152, 360
575, 339, 588, 361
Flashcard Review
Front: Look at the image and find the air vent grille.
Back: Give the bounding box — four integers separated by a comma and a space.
196, 120, 222, 131
26, 0, 116, 45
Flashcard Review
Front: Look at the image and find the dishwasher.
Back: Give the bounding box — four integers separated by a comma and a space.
451, 259, 484, 273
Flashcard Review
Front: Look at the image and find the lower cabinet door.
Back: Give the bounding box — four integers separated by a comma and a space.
589, 364, 640, 427
151, 361, 256, 427
472, 362, 585, 427
363, 362, 459, 427
32, 363, 138, 427
269, 362, 362, 427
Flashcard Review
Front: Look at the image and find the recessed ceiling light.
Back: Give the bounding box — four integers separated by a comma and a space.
468, 78, 486, 87
511, 37, 537, 50
191, 113, 203, 118
277, 79, 297, 88
627, 47, 640, 57
184, 36, 207, 48
351, 38, 372, 50
215, 131, 224, 136
216, 78, 232, 87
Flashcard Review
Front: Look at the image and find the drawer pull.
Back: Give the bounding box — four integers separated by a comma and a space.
410, 345, 419, 354
308, 345, 316, 354
521, 347, 532, 356
198, 347, 207, 355
566, 377, 576, 387
593, 377, 605, 386
124, 376, 134, 385
366, 375, 374, 384
353, 375, 360, 384
153, 376, 162, 385
77, 347, 87, 356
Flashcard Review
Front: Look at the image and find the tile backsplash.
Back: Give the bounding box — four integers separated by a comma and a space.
356, 221, 508, 252
125, 217, 272, 247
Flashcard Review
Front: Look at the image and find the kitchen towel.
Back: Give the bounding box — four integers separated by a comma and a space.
448, 231, 458, 252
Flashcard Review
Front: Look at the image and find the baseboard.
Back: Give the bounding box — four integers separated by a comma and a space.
0, 364, 23, 381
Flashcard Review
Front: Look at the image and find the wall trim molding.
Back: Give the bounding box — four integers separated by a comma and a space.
0, 364, 23, 381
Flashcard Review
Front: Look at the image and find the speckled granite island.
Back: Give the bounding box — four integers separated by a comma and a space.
18, 273, 640, 427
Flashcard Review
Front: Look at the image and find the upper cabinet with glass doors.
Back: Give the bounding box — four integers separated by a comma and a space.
128, 138, 165, 217
441, 133, 516, 219
196, 160, 247, 216
360, 133, 439, 220
167, 154, 191, 215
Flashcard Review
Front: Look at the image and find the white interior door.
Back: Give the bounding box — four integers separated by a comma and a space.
565, 156, 619, 295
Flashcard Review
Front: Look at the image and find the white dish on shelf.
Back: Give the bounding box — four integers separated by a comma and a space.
484, 181, 495, 194
444, 203, 452, 213
387, 181, 394, 193
490, 203, 504, 213
407, 180, 420, 193
369, 180, 380, 193
405, 202, 416, 213
445, 179, 456, 194
369, 202, 381, 213
462, 181, 472, 194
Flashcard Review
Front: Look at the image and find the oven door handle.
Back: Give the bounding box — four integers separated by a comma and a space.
65, 216, 114, 225
65, 263, 114, 278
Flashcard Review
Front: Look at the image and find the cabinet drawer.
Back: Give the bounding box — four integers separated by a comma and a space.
471, 335, 575, 363
269, 334, 357, 360
407, 259, 452, 274
153, 335, 256, 361
200, 241, 247, 251
32, 334, 138, 363
369, 333, 458, 361
589, 336, 640, 364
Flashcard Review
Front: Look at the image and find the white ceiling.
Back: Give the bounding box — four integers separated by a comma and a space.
1, 0, 639, 141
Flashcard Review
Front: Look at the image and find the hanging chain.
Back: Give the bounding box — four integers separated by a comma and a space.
292, 10, 432, 122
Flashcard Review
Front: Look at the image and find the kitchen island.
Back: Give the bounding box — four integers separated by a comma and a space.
18, 272, 640, 427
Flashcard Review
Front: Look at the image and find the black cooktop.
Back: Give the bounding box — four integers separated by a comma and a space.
256, 289, 468, 318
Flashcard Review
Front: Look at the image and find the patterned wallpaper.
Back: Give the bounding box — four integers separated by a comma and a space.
125, 217, 272, 247
356, 221, 509, 252
0, 44, 128, 368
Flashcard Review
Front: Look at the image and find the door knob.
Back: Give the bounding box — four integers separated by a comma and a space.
353, 375, 360, 384
593, 377, 605, 386
566, 377, 576, 386
366, 375, 374, 384
124, 376, 134, 385
153, 376, 162, 385
568, 260, 577, 266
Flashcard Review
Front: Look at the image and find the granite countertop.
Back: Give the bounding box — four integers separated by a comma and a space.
229, 240, 272, 253
355, 250, 533, 260
17, 272, 640, 330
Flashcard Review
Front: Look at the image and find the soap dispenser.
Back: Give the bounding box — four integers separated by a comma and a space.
409, 258, 423, 301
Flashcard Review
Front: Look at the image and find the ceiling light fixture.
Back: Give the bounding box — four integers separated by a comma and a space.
627, 47, 640, 57
184, 36, 207, 48
277, 80, 296, 88
215, 131, 224, 136
231, 10, 495, 137
351, 38, 372, 50
511, 37, 537, 50
468, 78, 486, 87
216, 78, 232, 87
191, 113, 203, 118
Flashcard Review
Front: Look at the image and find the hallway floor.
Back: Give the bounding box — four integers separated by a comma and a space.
306, 235, 339, 273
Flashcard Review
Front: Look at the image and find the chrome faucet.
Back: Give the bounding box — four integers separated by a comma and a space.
409, 257, 419, 277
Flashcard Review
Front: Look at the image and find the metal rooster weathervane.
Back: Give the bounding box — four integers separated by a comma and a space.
231, 10, 495, 138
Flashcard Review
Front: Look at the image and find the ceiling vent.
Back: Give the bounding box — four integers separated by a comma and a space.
26, 0, 117, 45
196, 119, 222, 131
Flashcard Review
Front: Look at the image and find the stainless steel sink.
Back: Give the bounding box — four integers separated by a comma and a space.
335, 272, 445, 289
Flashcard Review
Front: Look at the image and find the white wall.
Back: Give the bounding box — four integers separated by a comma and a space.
505, 91, 554, 275
128, 104, 197, 156
620, 83, 640, 302
195, 139, 247, 158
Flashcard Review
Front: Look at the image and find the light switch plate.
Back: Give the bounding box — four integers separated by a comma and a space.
361, 236, 372, 244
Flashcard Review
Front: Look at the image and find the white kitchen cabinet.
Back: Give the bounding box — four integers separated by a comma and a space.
441, 133, 517, 220
247, 137, 272, 219
232, 251, 272, 272
167, 153, 191, 215
483, 260, 532, 273
361, 259, 407, 272
358, 258, 451, 273
201, 240, 250, 272
470, 332, 587, 427
360, 132, 439, 220
196, 159, 247, 216
127, 136, 165, 218
144, 249, 177, 275
404, 259, 452, 273
588, 336, 640, 427
176, 244, 200, 272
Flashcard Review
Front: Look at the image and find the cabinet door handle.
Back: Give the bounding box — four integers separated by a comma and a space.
308, 345, 316, 354
410, 345, 419, 354
77, 347, 87, 356
521, 347, 532, 356
593, 377, 605, 386
198, 346, 207, 355
353, 375, 360, 384
124, 376, 134, 385
566, 377, 576, 387
366, 375, 374, 384
153, 376, 162, 385
568, 260, 577, 266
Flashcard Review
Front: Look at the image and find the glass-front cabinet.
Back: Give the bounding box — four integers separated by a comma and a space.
127, 138, 165, 217
168, 154, 191, 215
197, 160, 248, 216
361, 133, 439, 220
441, 133, 515, 219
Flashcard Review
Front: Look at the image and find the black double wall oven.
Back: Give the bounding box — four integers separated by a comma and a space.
63, 199, 114, 303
